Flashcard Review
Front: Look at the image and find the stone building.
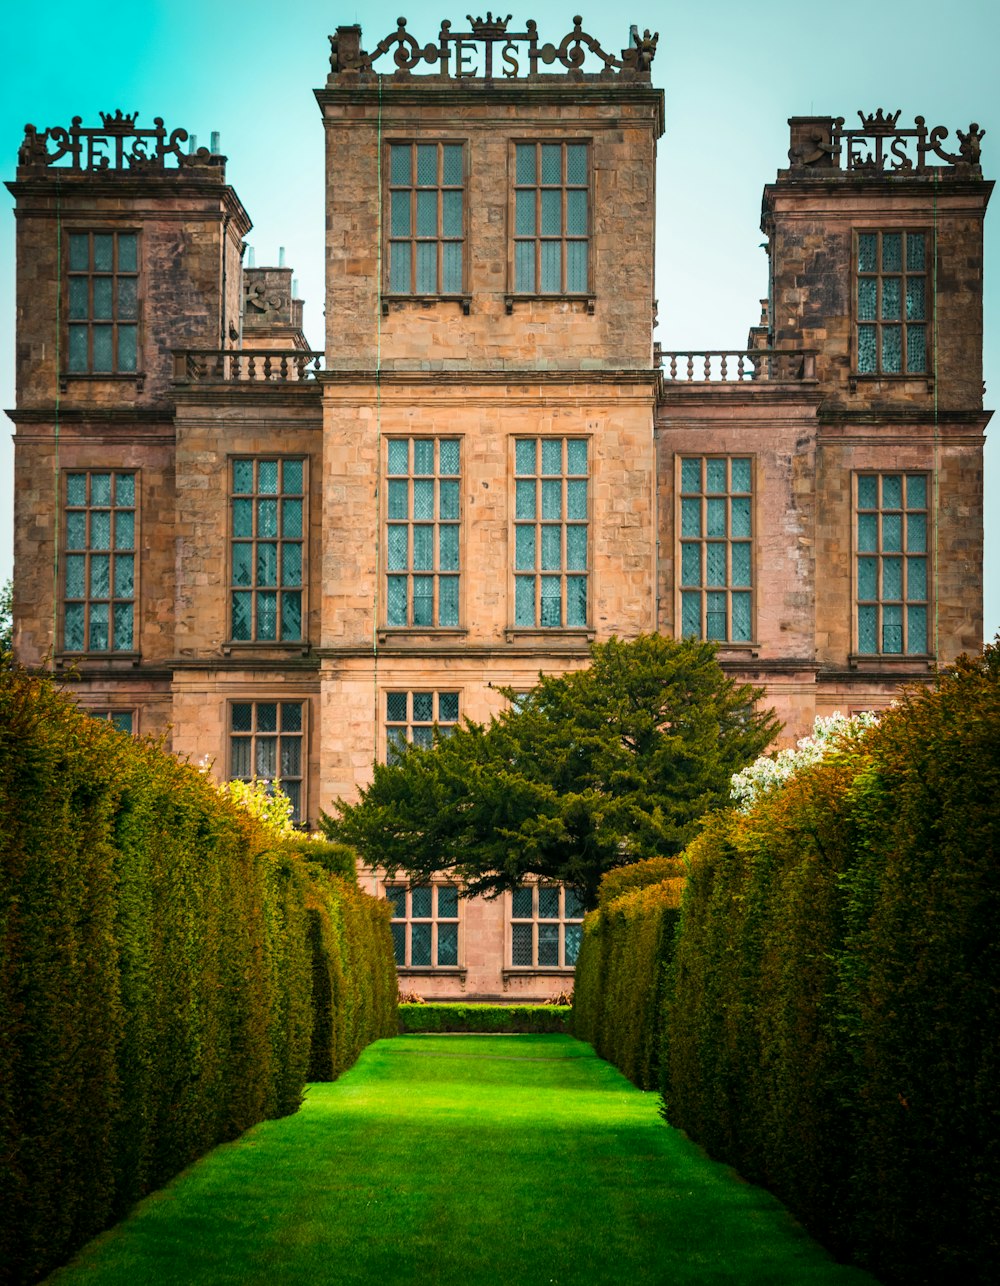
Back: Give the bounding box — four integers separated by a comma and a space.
6, 17, 991, 999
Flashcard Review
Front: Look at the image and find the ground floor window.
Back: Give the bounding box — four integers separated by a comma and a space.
229, 700, 304, 822
386, 883, 460, 967
510, 884, 583, 967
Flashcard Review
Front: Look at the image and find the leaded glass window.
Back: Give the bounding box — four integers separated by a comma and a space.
87, 709, 135, 734
229, 700, 305, 822
856, 231, 928, 375
386, 438, 460, 628
63, 471, 136, 652
67, 231, 138, 374
386, 691, 460, 763
856, 473, 930, 655
512, 141, 589, 294
230, 458, 305, 643
509, 884, 584, 968
386, 883, 461, 968
513, 438, 588, 628
387, 142, 465, 295
678, 457, 753, 643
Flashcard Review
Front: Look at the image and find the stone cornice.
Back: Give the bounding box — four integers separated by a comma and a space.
320, 368, 659, 387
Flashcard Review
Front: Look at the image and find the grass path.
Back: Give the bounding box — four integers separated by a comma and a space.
50, 1035, 878, 1285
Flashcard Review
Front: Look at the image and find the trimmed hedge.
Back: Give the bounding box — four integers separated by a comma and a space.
666, 649, 1000, 1284
0, 666, 396, 1284
572, 862, 685, 1088
399, 1003, 570, 1033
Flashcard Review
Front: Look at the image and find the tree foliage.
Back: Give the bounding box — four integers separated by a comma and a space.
324, 634, 778, 907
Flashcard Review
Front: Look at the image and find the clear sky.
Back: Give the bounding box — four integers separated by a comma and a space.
1, 0, 998, 640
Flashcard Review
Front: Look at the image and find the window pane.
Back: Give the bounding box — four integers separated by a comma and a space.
281, 701, 303, 732
857, 476, 878, 509
411, 886, 432, 918
541, 439, 562, 475
538, 924, 559, 966
68, 278, 89, 320
257, 543, 278, 587
281, 592, 302, 640
515, 188, 535, 236
566, 144, 587, 184
257, 591, 278, 640
415, 243, 437, 293
882, 233, 902, 272
91, 511, 111, 550
538, 887, 559, 919
540, 577, 561, 627
731, 543, 751, 588
413, 480, 434, 520
257, 499, 278, 538
858, 604, 877, 653
512, 922, 533, 966
439, 577, 459, 626
706, 592, 727, 642
442, 243, 462, 294
881, 326, 902, 374
114, 510, 135, 551
541, 480, 561, 520
386, 692, 408, 722
706, 498, 726, 538
882, 514, 902, 553
907, 513, 927, 554
257, 703, 278, 732
516, 144, 536, 184
69, 234, 90, 271
412, 526, 433, 571
439, 480, 459, 520
231, 592, 252, 640
118, 276, 137, 321
681, 543, 701, 587
387, 526, 408, 571
906, 234, 926, 271
89, 602, 109, 650
882, 603, 903, 653
907, 325, 926, 374
515, 525, 535, 571
390, 190, 411, 237
512, 888, 533, 918
90, 554, 110, 599
68, 326, 88, 372
857, 325, 876, 373
412, 692, 433, 722
515, 241, 535, 293
92, 326, 113, 372
515, 576, 535, 626
115, 473, 135, 506
568, 238, 587, 287
566, 440, 587, 474
706, 543, 726, 587
515, 439, 536, 475
65, 554, 86, 598
731, 592, 752, 642
858, 233, 877, 273
566, 525, 587, 571
857, 513, 878, 553
93, 235, 113, 272
390, 923, 405, 964
541, 526, 561, 571
540, 242, 561, 292
566, 577, 587, 626
113, 553, 134, 598
64, 603, 85, 650
541, 189, 561, 236
730, 459, 751, 493
516, 480, 536, 520
442, 144, 463, 185
411, 923, 432, 967
883, 556, 903, 600
907, 605, 928, 654
540, 145, 562, 184
416, 189, 437, 237
566, 190, 587, 235
706, 459, 727, 493
730, 497, 751, 539
438, 692, 459, 722
416, 145, 437, 185
907, 557, 927, 600
412, 578, 433, 626
566, 480, 587, 521
112, 603, 133, 650
283, 498, 304, 542
565, 924, 582, 966
439, 440, 460, 475
437, 922, 458, 967
681, 498, 701, 538
881, 475, 902, 509
390, 144, 410, 184
282, 542, 302, 587
386, 886, 407, 918
681, 591, 701, 637
388, 480, 409, 520
233, 460, 253, 493
67, 474, 88, 506
438, 886, 459, 918
857, 557, 877, 600
881, 278, 901, 321
857, 278, 877, 321
390, 242, 411, 293
906, 277, 925, 321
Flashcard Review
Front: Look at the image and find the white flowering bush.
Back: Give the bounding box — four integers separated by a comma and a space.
730, 710, 881, 812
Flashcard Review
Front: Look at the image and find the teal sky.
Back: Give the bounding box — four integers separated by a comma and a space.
2, 0, 998, 640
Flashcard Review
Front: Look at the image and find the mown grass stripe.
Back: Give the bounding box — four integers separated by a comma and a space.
50, 1035, 880, 1286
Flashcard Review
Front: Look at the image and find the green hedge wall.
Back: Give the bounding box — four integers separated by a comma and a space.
572, 860, 686, 1089
666, 649, 1000, 1284
399, 1003, 570, 1033
0, 666, 396, 1284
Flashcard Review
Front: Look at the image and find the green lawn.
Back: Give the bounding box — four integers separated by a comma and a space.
49, 1035, 878, 1285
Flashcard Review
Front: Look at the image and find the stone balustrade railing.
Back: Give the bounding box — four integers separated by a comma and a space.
655, 348, 817, 383
172, 349, 324, 383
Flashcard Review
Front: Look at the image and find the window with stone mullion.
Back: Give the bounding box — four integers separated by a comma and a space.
678, 456, 753, 643
386, 883, 460, 968
229, 699, 305, 821
512, 141, 589, 295
67, 231, 138, 374
856, 230, 928, 375
63, 470, 136, 653
509, 884, 584, 967
385, 690, 460, 763
387, 142, 464, 296
856, 472, 929, 655
386, 438, 460, 629
513, 437, 588, 629
230, 457, 305, 643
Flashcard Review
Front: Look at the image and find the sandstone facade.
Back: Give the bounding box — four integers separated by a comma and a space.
7, 25, 992, 1000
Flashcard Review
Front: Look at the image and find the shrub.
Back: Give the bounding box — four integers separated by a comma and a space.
0, 667, 396, 1284
666, 647, 1000, 1284
398, 1003, 570, 1033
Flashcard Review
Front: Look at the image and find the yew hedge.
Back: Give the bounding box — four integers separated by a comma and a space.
0, 666, 396, 1284
666, 650, 1000, 1284
572, 856, 686, 1088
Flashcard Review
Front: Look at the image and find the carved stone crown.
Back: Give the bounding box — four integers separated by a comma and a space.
99, 109, 139, 132
467, 12, 511, 37
858, 108, 901, 130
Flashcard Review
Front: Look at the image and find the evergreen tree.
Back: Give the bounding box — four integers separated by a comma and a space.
324, 634, 779, 908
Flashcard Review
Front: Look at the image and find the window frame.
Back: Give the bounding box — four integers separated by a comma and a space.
853, 471, 931, 657
384, 881, 463, 971
61, 468, 139, 656
227, 455, 308, 646
227, 698, 307, 824
385, 689, 460, 763
507, 883, 584, 971
65, 229, 141, 377
676, 455, 756, 646
384, 437, 462, 631
853, 228, 931, 378
384, 139, 467, 299
510, 139, 592, 298
511, 436, 590, 631
86, 708, 138, 735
